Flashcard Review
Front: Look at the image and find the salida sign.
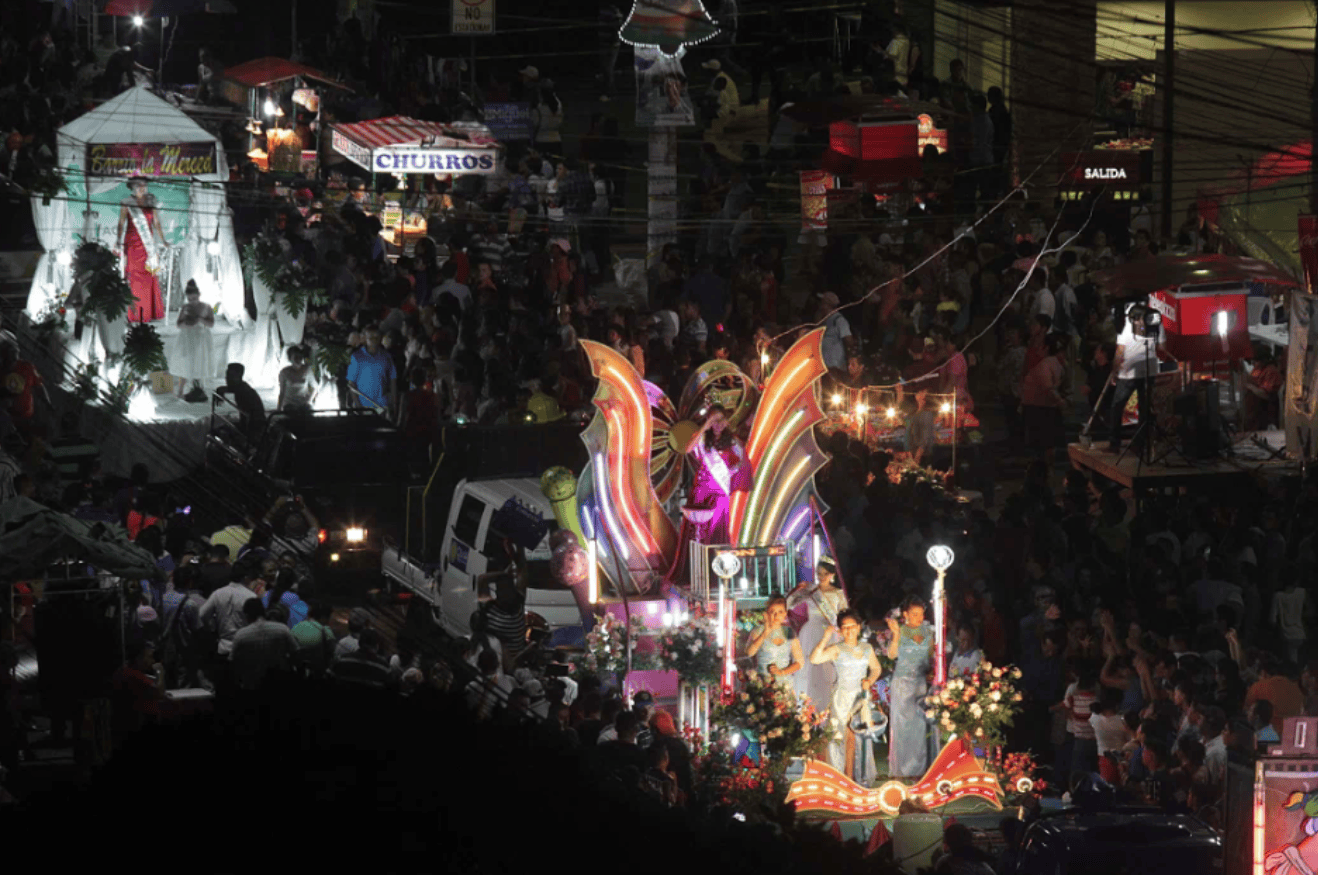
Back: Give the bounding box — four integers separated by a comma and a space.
1060, 151, 1142, 189
87, 142, 217, 178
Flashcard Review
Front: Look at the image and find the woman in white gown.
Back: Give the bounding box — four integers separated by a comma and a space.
174, 280, 215, 400
788, 559, 847, 714
810, 608, 882, 783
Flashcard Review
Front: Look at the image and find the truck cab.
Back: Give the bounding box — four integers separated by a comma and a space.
436, 477, 583, 639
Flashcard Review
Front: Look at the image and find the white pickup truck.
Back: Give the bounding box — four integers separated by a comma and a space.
382, 477, 584, 640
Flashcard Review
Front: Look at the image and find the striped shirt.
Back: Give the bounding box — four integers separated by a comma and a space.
486, 596, 527, 656
1065, 682, 1098, 740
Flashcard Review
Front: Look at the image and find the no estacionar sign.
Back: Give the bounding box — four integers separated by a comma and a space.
452, 0, 494, 35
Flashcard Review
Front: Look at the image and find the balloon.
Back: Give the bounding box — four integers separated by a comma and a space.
549, 528, 579, 552
551, 542, 589, 587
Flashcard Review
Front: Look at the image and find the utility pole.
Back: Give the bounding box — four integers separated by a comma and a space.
1161, 0, 1175, 240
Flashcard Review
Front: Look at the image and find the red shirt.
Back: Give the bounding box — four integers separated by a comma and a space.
451, 250, 470, 285
4, 360, 43, 419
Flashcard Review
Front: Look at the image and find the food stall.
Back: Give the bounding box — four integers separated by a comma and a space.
219, 57, 350, 177
782, 95, 948, 229
329, 116, 501, 252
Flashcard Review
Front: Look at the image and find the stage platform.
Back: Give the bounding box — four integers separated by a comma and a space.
80, 383, 280, 481
1067, 429, 1297, 493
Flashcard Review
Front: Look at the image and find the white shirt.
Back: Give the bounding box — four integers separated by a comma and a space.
434, 279, 471, 311
1116, 325, 1159, 380
1032, 287, 1055, 320
1089, 712, 1132, 756
198, 581, 259, 655
1204, 734, 1227, 784
821, 313, 852, 370
1274, 588, 1307, 641
1055, 283, 1078, 334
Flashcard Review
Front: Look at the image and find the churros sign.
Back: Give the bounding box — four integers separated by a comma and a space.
87, 142, 217, 178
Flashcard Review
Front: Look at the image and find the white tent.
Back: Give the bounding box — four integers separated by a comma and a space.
25, 87, 245, 326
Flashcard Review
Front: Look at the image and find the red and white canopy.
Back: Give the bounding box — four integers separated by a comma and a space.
330, 117, 499, 175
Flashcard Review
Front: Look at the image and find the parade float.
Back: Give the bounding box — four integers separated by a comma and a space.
542, 328, 1029, 835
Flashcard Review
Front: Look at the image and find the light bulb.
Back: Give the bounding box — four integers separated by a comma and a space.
940, 402, 952, 414
886, 407, 896, 419
1216, 311, 1228, 338
55, 250, 73, 267
206, 240, 220, 256
760, 353, 769, 365
132, 15, 144, 27
855, 403, 868, 415
831, 393, 842, 406
263, 99, 276, 116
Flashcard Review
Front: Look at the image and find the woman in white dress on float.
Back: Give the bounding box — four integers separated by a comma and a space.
789, 558, 847, 714
174, 280, 214, 401
810, 608, 882, 783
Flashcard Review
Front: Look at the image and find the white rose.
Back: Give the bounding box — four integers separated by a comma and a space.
988, 703, 999, 712
970, 704, 983, 717
990, 691, 1002, 702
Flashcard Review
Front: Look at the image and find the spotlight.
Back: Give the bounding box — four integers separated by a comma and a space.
940, 402, 952, 414
1216, 311, 1230, 338
206, 240, 220, 256
132, 15, 144, 27
886, 407, 896, 419
55, 250, 72, 267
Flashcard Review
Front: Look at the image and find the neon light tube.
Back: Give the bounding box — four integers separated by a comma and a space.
587, 538, 598, 604
605, 365, 650, 457
783, 505, 809, 540
739, 408, 804, 543
608, 411, 657, 555
747, 359, 809, 463
759, 454, 813, 544
593, 453, 629, 561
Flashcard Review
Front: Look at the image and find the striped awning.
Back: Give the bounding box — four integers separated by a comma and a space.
331, 117, 497, 152
330, 117, 501, 174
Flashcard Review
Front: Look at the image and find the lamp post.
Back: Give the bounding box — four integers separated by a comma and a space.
926, 545, 954, 687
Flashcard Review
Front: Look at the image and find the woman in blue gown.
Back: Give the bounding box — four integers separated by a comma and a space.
746, 596, 804, 699
885, 595, 939, 779
811, 609, 883, 783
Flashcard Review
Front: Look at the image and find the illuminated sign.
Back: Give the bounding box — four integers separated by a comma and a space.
371, 148, 497, 174
1060, 150, 1146, 190
917, 114, 947, 154
86, 142, 217, 178
1084, 167, 1128, 180
713, 545, 788, 559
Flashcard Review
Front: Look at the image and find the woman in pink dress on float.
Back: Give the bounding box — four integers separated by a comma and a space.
116, 176, 169, 322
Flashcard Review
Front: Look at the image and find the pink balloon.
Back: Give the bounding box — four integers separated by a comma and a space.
549, 529, 580, 552
551, 543, 589, 587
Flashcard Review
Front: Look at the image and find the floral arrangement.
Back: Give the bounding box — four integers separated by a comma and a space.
244, 231, 325, 318
72, 242, 135, 323
653, 616, 720, 686
569, 612, 650, 680
712, 669, 827, 765
688, 726, 785, 817
923, 661, 1023, 748
986, 749, 1046, 802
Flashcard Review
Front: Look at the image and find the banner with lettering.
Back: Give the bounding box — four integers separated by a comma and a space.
86, 142, 218, 178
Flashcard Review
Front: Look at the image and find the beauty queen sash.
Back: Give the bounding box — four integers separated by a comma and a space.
126, 201, 162, 274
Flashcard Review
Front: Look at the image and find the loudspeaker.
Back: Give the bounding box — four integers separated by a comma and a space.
1174, 380, 1223, 459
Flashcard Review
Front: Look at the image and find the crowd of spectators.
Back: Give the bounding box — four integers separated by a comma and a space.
0, 4, 1308, 868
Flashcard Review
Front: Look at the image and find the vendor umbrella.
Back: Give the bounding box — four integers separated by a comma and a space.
1092, 255, 1298, 301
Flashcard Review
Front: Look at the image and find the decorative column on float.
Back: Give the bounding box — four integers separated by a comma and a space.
926, 545, 954, 688
619, 0, 719, 279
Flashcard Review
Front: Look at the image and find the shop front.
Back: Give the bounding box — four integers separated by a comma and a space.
329, 117, 501, 254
